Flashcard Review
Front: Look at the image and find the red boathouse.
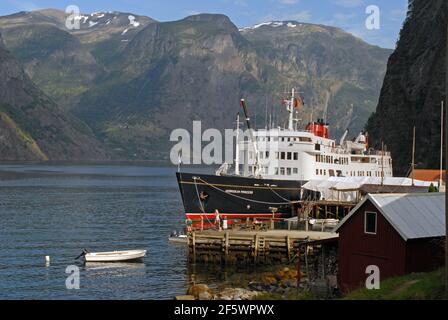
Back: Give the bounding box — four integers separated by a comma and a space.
335, 193, 445, 293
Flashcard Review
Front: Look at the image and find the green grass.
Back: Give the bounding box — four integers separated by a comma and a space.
344, 269, 448, 300
0, 111, 48, 160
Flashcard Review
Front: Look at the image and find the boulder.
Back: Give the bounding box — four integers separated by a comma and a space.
187, 284, 212, 299
198, 291, 213, 300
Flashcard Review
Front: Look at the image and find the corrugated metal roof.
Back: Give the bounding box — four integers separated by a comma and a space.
335, 193, 446, 241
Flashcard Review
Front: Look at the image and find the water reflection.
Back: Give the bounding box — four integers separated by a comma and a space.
83, 262, 146, 271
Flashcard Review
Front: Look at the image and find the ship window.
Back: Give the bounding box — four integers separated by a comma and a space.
316, 155, 319, 162
287, 152, 292, 160
265, 151, 270, 158
293, 152, 298, 160
286, 168, 292, 175
320, 169, 323, 175
315, 144, 320, 151
281, 152, 286, 160
316, 169, 319, 175
280, 168, 285, 175
281, 137, 285, 142
365, 211, 377, 235
275, 168, 279, 175
293, 168, 298, 174
329, 169, 335, 177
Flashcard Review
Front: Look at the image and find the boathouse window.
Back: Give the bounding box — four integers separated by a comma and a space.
316, 169, 319, 175
315, 144, 320, 151
287, 152, 292, 160
293, 168, 298, 174
275, 168, 279, 175
281, 152, 286, 160
293, 152, 298, 160
364, 211, 377, 235
280, 168, 285, 175
286, 168, 292, 175
265, 151, 270, 158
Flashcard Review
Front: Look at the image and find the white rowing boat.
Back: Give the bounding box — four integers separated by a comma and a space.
83, 250, 147, 262
168, 234, 188, 244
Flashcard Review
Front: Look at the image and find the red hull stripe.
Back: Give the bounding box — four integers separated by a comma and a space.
185, 213, 284, 220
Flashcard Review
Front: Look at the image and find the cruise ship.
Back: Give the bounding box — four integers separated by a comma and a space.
176, 89, 393, 221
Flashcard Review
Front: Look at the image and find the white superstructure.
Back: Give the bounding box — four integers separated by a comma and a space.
228, 89, 393, 181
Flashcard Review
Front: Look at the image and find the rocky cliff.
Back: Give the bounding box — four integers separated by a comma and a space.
366, 0, 447, 175
0, 32, 108, 161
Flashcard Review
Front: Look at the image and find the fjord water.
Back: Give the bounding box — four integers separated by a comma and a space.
0, 164, 194, 299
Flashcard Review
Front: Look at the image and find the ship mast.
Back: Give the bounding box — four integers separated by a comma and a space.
288, 88, 295, 131
240, 99, 261, 177
381, 141, 384, 186
411, 126, 416, 186
235, 113, 240, 176
440, 101, 444, 189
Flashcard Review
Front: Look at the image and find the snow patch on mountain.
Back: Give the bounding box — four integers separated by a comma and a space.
239, 21, 301, 31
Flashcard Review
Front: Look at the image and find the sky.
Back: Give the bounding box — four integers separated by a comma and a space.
1, 0, 409, 48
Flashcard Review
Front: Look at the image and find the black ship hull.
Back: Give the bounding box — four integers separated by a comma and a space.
176, 172, 306, 221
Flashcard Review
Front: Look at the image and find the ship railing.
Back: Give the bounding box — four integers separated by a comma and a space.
366, 150, 391, 156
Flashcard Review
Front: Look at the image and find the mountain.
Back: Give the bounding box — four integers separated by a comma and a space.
366, 0, 447, 175
0, 9, 392, 160
240, 21, 391, 137
0, 32, 108, 161
0, 10, 155, 111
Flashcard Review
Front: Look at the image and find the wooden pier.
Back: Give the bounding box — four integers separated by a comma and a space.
188, 229, 338, 265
